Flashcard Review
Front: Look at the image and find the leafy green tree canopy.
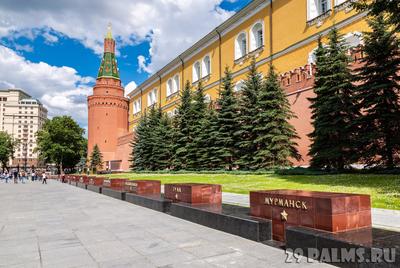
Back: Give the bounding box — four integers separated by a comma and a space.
0, 131, 19, 171
36, 116, 86, 172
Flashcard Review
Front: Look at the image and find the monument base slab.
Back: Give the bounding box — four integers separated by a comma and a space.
87, 185, 102, 194
170, 203, 271, 242
286, 226, 400, 267
125, 193, 171, 212
102, 188, 126, 200
77, 182, 87, 189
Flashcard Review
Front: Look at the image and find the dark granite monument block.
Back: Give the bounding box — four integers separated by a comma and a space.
164, 183, 222, 204
87, 184, 102, 193
250, 190, 371, 241
286, 226, 400, 267
77, 182, 87, 189
102, 187, 126, 200
125, 193, 171, 212
125, 180, 161, 195
170, 203, 271, 242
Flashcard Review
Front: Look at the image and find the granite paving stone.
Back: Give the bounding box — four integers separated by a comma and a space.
0, 181, 332, 267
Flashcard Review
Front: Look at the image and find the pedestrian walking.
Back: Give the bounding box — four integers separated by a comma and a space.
32, 171, 36, 181
42, 173, 47, 184
13, 170, 18, 184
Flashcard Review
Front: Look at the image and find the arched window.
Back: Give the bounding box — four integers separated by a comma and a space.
133, 99, 141, 114
234, 80, 245, 92
235, 32, 247, 60
202, 55, 211, 77
343, 32, 362, 48
147, 88, 157, 106
307, 0, 331, 20
204, 94, 211, 103
173, 74, 180, 93
193, 61, 201, 82
250, 22, 263, 51
167, 79, 173, 96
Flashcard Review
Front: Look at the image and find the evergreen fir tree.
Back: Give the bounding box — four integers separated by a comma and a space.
253, 66, 301, 169
130, 113, 150, 170
214, 68, 240, 170
194, 103, 220, 169
235, 58, 263, 170
90, 144, 103, 173
353, 0, 400, 31
172, 81, 193, 169
308, 29, 359, 170
355, 15, 400, 168
187, 81, 207, 169
146, 106, 164, 170
156, 113, 174, 170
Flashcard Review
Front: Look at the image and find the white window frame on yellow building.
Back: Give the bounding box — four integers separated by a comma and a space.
234, 80, 245, 92
202, 55, 211, 78
235, 31, 248, 61
147, 88, 157, 107
249, 20, 264, 53
193, 61, 201, 83
133, 99, 141, 114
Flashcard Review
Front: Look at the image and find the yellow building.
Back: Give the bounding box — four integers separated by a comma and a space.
127, 0, 368, 166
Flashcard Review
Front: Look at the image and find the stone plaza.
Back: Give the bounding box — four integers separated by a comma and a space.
0, 181, 330, 267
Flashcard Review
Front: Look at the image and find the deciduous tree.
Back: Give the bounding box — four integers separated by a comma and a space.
36, 116, 86, 173
0, 131, 19, 171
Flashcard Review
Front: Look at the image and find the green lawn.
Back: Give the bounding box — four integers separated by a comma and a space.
104, 173, 400, 210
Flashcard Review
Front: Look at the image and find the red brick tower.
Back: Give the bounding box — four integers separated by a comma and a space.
87, 24, 129, 170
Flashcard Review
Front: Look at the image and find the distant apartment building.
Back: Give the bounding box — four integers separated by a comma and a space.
0, 89, 48, 168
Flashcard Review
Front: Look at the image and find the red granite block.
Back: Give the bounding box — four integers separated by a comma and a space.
346, 212, 360, 229
359, 195, 371, 211
79, 176, 90, 184
330, 197, 346, 214
250, 189, 372, 241
315, 214, 333, 231
124, 180, 161, 195
164, 183, 222, 204
250, 205, 261, 217
272, 222, 285, 241
89, 177, 104, 186
345, 196, 360, 213
103, 178, 127, 190
358, 210, 372, 227
299, 210, 315, 228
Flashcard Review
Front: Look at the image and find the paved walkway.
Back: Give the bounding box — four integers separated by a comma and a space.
222, 193, 400, 231
0, 181, 330, 268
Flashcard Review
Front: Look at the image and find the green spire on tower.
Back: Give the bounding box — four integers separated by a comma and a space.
97, 23, 120, 80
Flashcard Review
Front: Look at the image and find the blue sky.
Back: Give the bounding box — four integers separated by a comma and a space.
0, 0, 251, 129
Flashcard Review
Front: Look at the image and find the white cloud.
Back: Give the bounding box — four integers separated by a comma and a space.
125, 81, 137, 97
14, 44, 33, 52
0, 45, 93, 128
0, 0, 234, 71
137, 55, 152, 73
